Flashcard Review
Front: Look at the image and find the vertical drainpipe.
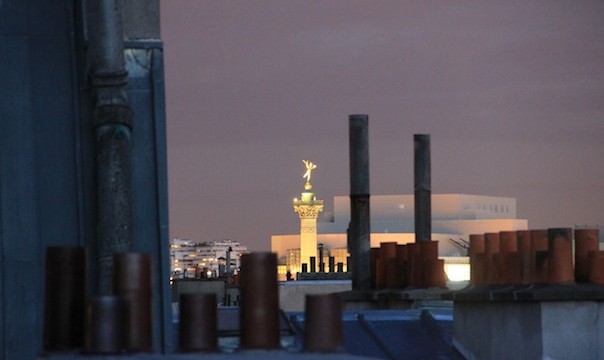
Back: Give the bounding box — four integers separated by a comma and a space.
348, 114, 372, 291
414, 134, 431, 243
88, 0, 133, 294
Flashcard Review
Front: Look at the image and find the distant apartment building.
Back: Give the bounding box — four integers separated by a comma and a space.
170, 238, 248, 279
170, 238, 199, 277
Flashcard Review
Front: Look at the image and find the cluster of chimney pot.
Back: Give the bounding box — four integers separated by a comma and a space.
43, 250, 344, 354
371, 240, 446, 289
469, 228, 603, 286
44, 249, 155, 353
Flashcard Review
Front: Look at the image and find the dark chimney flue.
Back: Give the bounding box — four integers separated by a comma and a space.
348, 114, 372, 291
414, 134, 431, 243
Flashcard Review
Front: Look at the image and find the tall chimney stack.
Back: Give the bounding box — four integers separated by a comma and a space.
414, 134, 431, 243
348, 114, 372, 290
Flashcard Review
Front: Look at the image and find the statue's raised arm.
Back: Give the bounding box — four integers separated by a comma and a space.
302, 160, 317, 183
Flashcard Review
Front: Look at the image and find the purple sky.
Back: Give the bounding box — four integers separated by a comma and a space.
161, 1, 604, 251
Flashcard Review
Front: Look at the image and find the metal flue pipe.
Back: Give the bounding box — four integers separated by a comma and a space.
179, 293, 218, 353
414, 134, 431, 243
86, 296, 129, 354
304, 294, 344, 353
239, 252, 280, 349
87, 0, 133, 294
113, 252, 153, 352
348, 114, 372, 290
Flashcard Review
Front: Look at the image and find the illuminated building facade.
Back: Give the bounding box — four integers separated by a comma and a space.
170, 238, 248, 278
170, 238, 199, 277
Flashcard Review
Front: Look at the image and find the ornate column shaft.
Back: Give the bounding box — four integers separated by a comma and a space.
294, 197, 323, 272
293, 160, 323, 273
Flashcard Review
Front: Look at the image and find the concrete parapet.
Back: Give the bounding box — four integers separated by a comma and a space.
451, 284, 604, 360
279, 280, 352, 312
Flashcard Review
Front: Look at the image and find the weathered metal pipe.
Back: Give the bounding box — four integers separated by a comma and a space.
239, 252, 280, 349
113, 252, 153, 352
86, 296, 128, 354
88, 0, 126, 72
348, 114, 372, 290
43, 246, 87, 351
304, 294, 344, 353
178, 293, 218, 353
88, 0, 133, 295
414, 134, 431, 243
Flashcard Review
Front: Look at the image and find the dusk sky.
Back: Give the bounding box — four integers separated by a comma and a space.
160, 1, 604, 251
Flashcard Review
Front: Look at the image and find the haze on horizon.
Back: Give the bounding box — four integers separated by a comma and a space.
161, 1, 604, 251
